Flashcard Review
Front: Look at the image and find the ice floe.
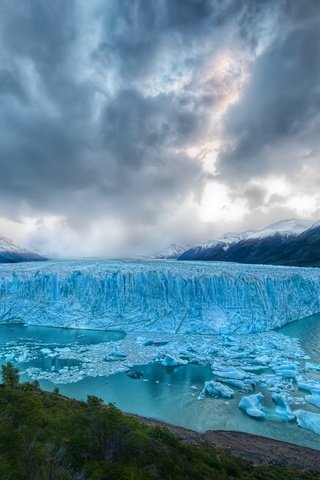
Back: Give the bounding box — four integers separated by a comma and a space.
161, 354, 188, 367
271, 393, 295, 421
294, 410, 320, 436
1, 320, 320, 438
298, 379, 320, 395
273, 363, 298, 379
239, 393, 266, 418
200, 381, 234, 399
305, 394, 320, 409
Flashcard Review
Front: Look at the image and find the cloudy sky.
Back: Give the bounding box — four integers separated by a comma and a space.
0, 0, 319, 257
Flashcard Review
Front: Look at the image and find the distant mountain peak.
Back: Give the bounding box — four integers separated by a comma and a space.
153, 243, 189, 259
0, 234, 47, 263
249, 219, 312, 239
195, 218, 312, 250
178, 218, 318, 266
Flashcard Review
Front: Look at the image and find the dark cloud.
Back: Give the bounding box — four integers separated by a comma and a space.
218, 1, 320, 180
0, 0, 318, 254
93, 0, 246, 81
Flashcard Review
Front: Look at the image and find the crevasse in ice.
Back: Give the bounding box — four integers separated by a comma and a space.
0, 259, 320, 334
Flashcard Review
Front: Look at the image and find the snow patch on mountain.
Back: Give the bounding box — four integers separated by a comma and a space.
153, 243, 189, 259
0, 234, 47, 263
187, 219, 312, 254
0, 235, 27, 254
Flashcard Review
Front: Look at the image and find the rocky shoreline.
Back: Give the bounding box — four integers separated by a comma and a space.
135, 415, 320, 470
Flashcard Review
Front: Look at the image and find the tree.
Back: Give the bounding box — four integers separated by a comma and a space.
1, 362, 20, 387
87, 395, 103, 407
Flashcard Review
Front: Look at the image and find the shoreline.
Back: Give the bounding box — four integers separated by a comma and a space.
133, 414, 320, 470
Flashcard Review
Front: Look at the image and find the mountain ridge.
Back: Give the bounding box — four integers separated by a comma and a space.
0, 234, 47, 263
178, 219, 320, 267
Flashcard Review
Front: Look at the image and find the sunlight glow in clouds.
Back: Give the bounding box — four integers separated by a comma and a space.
286, 195, 319, 217
0, 1, 319, 256
199, 182, 248, 223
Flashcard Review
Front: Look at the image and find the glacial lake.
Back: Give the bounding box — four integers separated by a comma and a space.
0, 314, 320, 450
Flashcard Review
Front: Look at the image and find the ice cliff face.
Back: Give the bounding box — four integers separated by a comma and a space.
0, 260, 320, 334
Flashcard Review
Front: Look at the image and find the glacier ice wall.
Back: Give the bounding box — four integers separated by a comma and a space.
0, 260, 320, 334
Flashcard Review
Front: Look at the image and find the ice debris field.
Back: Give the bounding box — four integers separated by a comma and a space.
2, 327, 320, 439
1, 259, 320, 440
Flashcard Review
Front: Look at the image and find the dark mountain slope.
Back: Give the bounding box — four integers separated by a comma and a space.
179, 226, 320, 267
0, 234, 47, 263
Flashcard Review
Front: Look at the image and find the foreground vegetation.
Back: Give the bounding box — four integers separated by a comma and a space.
0, 363, 319, 480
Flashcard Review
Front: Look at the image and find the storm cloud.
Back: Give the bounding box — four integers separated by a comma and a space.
0, 0, 319, 256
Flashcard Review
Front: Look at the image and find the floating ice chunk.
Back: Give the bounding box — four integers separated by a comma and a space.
242, 365, 266, 372
271, 393, 295, 421
305, 362, 320, 372
201, 381, 234, 399
109, 348, 127, 358
239, 393, 266, 418
219, 378, 255, 392
254, 355, 270, 364
161, 354, 187, 367
298, 379, 320, 395
288, 395, 306, 405
273, 363, 298, 379
305, 394, 320, 409
40, 348, 52, 355
225, 351, 247, 359
212, 367, 247, 380
294, 410, 320, 436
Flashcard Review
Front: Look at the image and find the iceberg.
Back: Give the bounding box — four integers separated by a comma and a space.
1, 259, 320, 334
239, 393, 266, 418
220, 378, 255, 392
305, 394, 320, 409
212, 367, 247, 380
271, 393, 295, 421
161, 354, 187, 367
273, 363, 298, 379
201, 380, 234, 399
304, 362, 320, 372
294, 410, 320, 436
298, 379, 320, 395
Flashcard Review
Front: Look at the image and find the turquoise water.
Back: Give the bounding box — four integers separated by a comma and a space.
1, 316, 320, 450
277, 314, 320, 362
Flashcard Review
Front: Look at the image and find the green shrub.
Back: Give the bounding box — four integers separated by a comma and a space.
0, 380, 318, 480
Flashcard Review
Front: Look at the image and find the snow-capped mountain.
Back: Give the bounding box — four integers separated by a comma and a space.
248, 219, 311, 239
193, 219, 311, 252
153, 243, 189, 259
178, 219, 319, 266
0, 235, 47, 263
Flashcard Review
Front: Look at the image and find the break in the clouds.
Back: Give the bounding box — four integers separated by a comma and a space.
0, 0, 319, 256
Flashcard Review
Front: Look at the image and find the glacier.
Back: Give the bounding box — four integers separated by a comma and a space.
1, 259, 320, 334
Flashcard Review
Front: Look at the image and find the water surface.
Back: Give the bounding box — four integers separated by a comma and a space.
1, 314, 320, 450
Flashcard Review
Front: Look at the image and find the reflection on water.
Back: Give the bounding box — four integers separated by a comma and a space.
0, 323, 125, 345
1, 315, 320, 450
